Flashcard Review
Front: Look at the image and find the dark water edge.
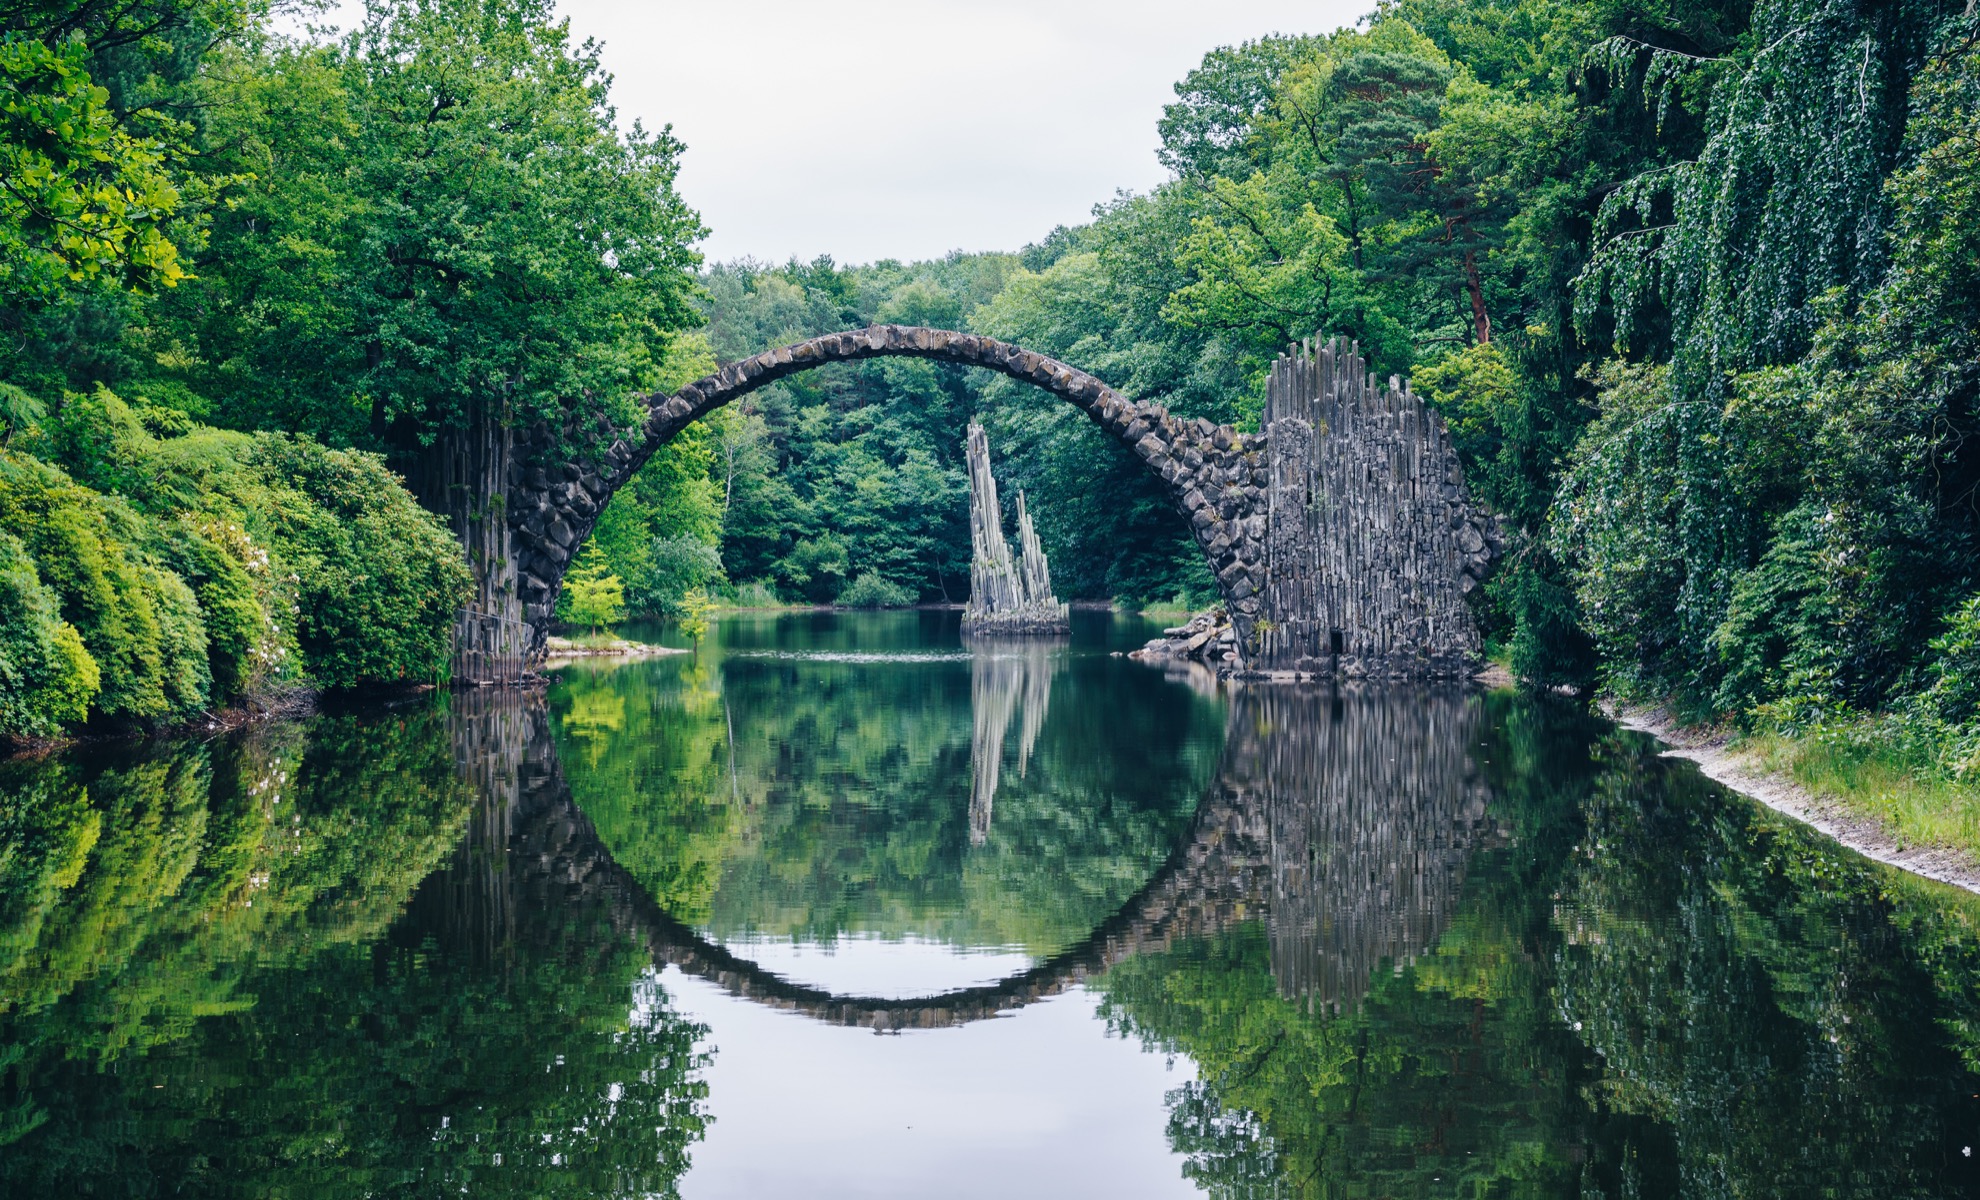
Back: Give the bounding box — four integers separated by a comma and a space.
3, 610, 1980, 1198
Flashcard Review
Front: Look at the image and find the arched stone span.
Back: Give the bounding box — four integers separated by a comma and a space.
508, 325, 1274, 658
502, 326, 1504, 677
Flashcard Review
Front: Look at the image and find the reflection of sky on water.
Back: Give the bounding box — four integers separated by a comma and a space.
725, 649, 976, 663
701, 932, 1037, 998
660, 965, 1198, 1200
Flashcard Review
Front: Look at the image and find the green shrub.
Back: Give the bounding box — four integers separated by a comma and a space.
156, 517, 288, 699
563, 543, 627, 633
1918, 590, 1980, 728
0, 533, 99, 740
40, 393, 463, 693
2, 397, 468, 726
246, 437, 469, 689
26, 397, 298, 703
0, 451, 209, 723
723, 579, 784, 608
27, 385, 152, 496
780, 535, 850, 603
640, 534, 724, 616
837, 571, 914, 609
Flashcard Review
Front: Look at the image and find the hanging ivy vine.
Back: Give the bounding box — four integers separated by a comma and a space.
1560, 0, 1969, 708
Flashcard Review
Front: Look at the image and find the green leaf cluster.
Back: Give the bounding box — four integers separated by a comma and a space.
1558, 0, 1977, 730
0, 383, 469, 740
0, 34, 189, 304
0, 703, 711, 1196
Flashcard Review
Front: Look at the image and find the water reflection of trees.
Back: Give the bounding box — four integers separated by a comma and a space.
1102, 695, 1980, 1200
520, 681, 1498, 1029
0, 699, 710, 1199
12, 672, 1980, 1198
552, 646, 1222, 953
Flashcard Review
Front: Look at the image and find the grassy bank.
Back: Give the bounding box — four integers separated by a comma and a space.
1739, 719, 1980, 857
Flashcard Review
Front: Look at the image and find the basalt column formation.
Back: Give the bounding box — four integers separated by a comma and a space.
962, 422, 1069, 635
1253, 338, 1502, 677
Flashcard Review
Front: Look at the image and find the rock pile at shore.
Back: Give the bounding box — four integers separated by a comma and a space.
1129, 610, 1237, 668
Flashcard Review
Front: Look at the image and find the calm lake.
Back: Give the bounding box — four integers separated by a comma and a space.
4, 609, 1980, 1198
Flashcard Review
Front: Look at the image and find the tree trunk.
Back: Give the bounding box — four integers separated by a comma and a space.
1464, 248, 1492, 345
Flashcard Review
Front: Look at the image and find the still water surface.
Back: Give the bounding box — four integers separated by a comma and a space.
4, 610, 1980, 1197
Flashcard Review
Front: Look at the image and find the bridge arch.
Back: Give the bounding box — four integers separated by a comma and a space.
500, 326, 1502, 677
507, 325, 1271, 658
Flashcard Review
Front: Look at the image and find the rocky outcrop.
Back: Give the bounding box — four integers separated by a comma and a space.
962, 422, 1068, 634
1253, 337, 1502, 677
1129, 609, 1239, 669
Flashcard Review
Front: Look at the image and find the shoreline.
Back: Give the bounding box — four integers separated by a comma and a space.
1607, 703, 1980, 896
544, 636, 690, 661
2, 684, 326, 761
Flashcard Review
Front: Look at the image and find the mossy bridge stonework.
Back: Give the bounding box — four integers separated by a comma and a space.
481, 325, 1501, 677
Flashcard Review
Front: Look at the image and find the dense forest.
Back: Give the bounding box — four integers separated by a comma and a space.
2, 0, 1978, 794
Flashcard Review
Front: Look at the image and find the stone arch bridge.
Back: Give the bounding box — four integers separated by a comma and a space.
481, 326, 1502, 678
426, 685, 1497, 1028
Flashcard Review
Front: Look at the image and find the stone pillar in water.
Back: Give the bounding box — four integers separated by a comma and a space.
963, 422, 1069, 634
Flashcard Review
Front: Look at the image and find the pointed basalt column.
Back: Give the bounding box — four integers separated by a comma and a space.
962, 422, 1069, 634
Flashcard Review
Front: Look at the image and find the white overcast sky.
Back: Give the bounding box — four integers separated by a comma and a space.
300, 1, 1372, 265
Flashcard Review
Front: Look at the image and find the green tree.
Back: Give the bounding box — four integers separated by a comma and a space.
141, 0, 705, 624
562, 542, 625, 634
1560, 0, 1975, 713
677, 586, 711, 653
0, 35, 189, 306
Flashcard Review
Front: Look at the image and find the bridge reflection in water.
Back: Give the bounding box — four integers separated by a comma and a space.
432, 677, 1493, 1024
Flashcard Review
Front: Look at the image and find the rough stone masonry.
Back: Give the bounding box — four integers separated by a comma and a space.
499, 325, 1498, 678
1252, 336, 1503, 677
